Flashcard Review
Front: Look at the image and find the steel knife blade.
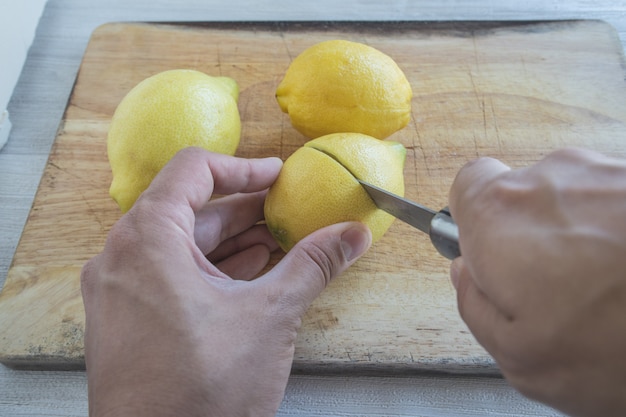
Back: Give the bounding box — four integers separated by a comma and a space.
358, 179, 460, 260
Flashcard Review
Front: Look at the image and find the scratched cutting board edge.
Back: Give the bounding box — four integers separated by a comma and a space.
1, 20, 626, 371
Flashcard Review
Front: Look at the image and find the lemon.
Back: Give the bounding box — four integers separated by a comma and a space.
107, 69, 241, 212
264, 132, 406, 252
275, 40, 412, 140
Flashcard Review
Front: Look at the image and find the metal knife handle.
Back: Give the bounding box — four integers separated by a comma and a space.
429, 207, 460, 260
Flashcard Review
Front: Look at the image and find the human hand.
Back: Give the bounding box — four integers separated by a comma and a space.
449, 148, 626, 417
80, 147, 372, 417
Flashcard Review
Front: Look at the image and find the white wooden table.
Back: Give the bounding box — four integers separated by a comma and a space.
3, 1, 626, 415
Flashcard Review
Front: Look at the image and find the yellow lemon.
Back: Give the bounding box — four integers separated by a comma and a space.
275, 40, 412, 140
107, 69, 241, 212
264, 132, 406, 252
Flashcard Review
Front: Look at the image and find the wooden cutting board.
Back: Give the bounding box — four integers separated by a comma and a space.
2, 20, 626, 371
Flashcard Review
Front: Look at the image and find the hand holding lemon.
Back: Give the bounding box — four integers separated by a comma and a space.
95, 40, 411, 415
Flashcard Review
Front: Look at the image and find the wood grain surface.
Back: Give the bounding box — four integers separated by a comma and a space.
1, 20, 626, 372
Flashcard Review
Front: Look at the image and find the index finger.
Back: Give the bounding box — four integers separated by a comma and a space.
449, 157, 512, 221
143, 147, 283, 212
448, 157, 512, 311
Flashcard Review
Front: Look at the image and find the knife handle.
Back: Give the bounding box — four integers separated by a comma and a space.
429, 207, 460, 260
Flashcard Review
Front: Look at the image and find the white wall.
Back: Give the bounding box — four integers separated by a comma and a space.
0, 0, 48, 148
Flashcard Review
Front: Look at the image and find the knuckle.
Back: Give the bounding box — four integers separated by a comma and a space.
487, 174, 530, 206
105, 218, 143, 257
79, 257, 98, 297
546, 147, 589, 163
296, 239, 340, 288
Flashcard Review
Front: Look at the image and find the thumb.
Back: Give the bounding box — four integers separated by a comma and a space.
264, 222, 372, 315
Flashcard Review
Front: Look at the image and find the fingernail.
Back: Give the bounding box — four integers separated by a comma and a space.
340, 224, 372, 262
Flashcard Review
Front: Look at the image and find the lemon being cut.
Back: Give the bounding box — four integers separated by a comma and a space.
107, 69, 241, 212
264, 132, 406, 252
275, 40, 413, 140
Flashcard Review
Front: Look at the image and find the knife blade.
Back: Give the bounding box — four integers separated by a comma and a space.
358, 179, 460, 260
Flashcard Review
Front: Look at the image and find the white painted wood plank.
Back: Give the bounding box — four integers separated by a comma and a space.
0, 0, 47, 118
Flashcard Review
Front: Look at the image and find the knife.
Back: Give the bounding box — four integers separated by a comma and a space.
358, 179, 460, 260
